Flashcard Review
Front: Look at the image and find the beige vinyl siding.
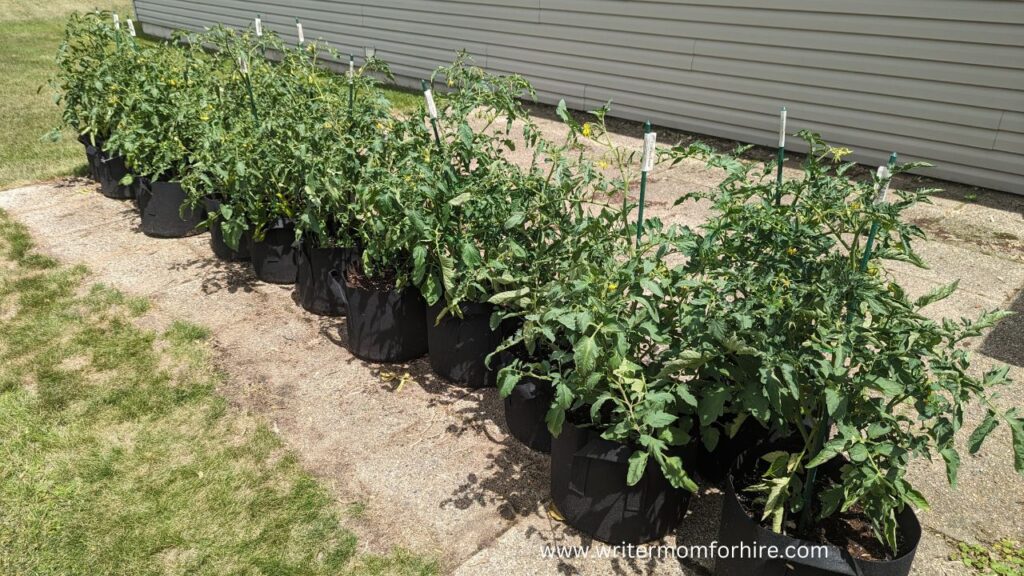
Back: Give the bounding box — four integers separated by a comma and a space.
134, 0, 1024, 194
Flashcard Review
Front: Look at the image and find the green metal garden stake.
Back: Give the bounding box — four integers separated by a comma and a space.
859, 152, 898, 272
799, 151, 898, 534
636, 121, 655, 246
112, 13, 121, 48
422, 79, 442, 151
774, 106, 786, 205
238, 55, 260, 124
348, 54, 355, 111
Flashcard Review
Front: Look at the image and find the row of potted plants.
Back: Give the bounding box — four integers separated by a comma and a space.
52, 11, 1022, 576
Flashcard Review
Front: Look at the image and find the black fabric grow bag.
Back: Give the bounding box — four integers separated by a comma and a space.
691, 419, 772, 484
296, 239, 355, 316
551, 420, 690, 544
504, 375, 554, 453
96, 152, 133, 199
425, 301, 499, 388
132, 177, 150, 214
341, 282, 428, 363
714, 450, 921, 576
79, 135, 100, 181
139, 181, 205, 238
250, 218, 299, 284
202, 197, 250, 261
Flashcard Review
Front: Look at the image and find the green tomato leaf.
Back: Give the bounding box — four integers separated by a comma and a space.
448, 192, 472, 206
412, 245, 427, 285
488, 287, 529, 305
967, 412, 999, 455
626, 450, 648, 486
940, 447, 961, 488
573, 335, 598, 377
914, 280, 959, 309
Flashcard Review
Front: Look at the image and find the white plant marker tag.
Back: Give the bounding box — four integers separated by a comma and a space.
238, 56, 248, 74
875, 165, 891, 204
127, 19, 136, 37
254, 17, 262, 36
641, 132, 657, 173
778, 107, 787, 148
113, 13, 120, 29
424, 89, 438, 120
296, 21, 304, 43
348, 55, 354, 78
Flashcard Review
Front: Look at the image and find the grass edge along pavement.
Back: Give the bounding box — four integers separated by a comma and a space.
0, 208, 437, 576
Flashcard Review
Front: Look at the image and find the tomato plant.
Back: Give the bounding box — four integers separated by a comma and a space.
670, 132, 1022, 552
52, 11, 138, 144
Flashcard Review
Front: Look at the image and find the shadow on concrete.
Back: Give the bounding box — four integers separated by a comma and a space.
168, 252, 260, 295
981, 286, 1024, 368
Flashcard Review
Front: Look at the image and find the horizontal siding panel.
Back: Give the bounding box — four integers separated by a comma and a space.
543, 1, 1024, 46
135, 1, 1024, 194
539, 10, 1024, 68
1000, 112, 1024, 134
995, 131, 1024, 155
692, 56, 1024, 113
696, 41, 1024, 91
541, 0, 1024, 26
362, 8, 694, 54
487, 56, 1000, 149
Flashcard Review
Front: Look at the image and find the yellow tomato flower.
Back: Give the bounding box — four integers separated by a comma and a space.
786, 247, 798, 256
581, 123, 592, 138
323, 121, 333, 129
607, 282, 618, 292
597, 160, 609, 170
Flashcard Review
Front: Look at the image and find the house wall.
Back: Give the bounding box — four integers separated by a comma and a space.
134, 0, 1024, 194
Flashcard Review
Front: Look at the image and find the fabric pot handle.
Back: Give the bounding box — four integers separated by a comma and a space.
782, 542, 865, 576
327, 269, 348, 308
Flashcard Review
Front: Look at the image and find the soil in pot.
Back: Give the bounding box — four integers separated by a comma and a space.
343, 270, 428, 363
250, 218, 299, 284
551, 418, 691, 544
296, 238, 356, 316
96, 152, 133, 200
202, 197, 251, 261
714, 447, 921, 576
426, 301, 499, 388
139, 181, 205, 238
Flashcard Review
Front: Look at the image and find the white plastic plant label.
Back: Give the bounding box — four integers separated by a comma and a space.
641, 132, 657, 173
348, 56, 354, 78
238, 56, 248, 74
127, 19, 136, 37
875, 165, 891, 204
424, 89, 438, 120
254, 16, 262, 36
113, 14, 120, 29
778, 107, 787, 148
296, 21, 304, 43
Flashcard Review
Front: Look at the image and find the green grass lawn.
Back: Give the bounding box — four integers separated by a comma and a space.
0, 208, 436, 574
0, 0, 420, 190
